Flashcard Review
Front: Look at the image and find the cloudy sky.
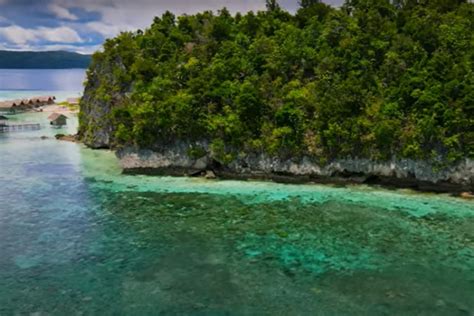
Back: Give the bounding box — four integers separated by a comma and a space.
0, 0, 343, 54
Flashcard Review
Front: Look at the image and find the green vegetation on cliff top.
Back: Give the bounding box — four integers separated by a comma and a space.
80, 0, 473, 164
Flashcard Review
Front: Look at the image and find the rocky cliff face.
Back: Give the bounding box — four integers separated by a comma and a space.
78, 58, 130, 149
117, 144, 474, 193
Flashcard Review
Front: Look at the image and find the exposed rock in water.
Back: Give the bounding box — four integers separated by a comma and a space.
205, 170, 217, 179
55, 134, 79, 143
117, 145, 473, 194
460, 192, 474, 200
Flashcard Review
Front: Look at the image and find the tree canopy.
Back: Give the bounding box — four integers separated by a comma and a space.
80, 0, 473, 164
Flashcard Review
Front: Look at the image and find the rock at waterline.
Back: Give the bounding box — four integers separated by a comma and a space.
460, 192, 474, 200
55, 134, 79, 143
205, 170, 217, 179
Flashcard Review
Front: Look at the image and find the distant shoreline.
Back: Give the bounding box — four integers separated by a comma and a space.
0, 50, 91, 69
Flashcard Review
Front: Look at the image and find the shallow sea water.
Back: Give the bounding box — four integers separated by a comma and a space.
0, 69, 86, 103
0, 113, 473, 315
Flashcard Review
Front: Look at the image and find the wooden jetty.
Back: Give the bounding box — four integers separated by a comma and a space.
0, 123, 41, 132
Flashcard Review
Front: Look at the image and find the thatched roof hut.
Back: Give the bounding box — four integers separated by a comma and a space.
0, 101, 12, 109
0, 100, 18, 109
12, 100, 24, 106
0, 95, 57, 112
31, 96, 56, 106
48, 113, 68, 126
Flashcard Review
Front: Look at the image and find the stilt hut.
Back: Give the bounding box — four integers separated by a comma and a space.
48, 113, 68, 126
0, 96, 56, 113
0, 101, 16, 113
22, 99, 33, 106
31, 96, 55, 106
12, 100, 23, 106
0, 101, 10, 111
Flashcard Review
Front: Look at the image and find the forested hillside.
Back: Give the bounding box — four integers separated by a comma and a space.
0, 51, 91, 68
80, 0, 473, 165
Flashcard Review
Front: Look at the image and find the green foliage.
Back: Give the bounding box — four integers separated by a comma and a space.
81, 0, 473, 164
187, 146, 207, 159
266, 0, 281, 12
210, 139, 235, 164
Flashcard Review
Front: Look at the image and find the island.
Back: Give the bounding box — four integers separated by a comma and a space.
78, 0, 473, 193
1, 1, 474, 314
0, 50, 91, 69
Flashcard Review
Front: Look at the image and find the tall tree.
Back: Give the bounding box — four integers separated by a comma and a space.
296, 0, 330, 25
266, 0, 280, 11
299, 0, 321, 8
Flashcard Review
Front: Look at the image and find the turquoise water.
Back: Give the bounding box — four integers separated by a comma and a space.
0, 113, 473, 315
0, 69, 85, 102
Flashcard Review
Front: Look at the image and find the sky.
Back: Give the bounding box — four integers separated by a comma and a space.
0, 0, 343, 54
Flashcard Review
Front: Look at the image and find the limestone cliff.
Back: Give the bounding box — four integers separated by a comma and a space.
78, 57, 130, 149
117, 144, 474, 193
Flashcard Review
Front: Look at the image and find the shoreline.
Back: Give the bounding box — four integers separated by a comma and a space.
40, 104, 79, 115
58, 136, 474, 198
0, 105, 78, 116
121, 166, 474, 198
116, 146, 473, 197
41, 104, 79, 114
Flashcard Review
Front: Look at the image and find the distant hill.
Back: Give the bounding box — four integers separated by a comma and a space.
0, 51, 92, 69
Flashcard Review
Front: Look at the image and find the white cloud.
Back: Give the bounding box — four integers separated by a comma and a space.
28, 43, 101, 54
0, 25, 37, 45
0, 0, 344, 53
0, 25, 83, 45
48, 4, 79, 21
37, 26, 82, 42
85, 21, 134, 38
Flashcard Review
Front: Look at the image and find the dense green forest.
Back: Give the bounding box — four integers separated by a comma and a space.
0, 51, 91, 69
80, 0, 473, 164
